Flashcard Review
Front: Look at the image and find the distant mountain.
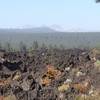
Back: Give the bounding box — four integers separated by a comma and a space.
0, 27, 57, 34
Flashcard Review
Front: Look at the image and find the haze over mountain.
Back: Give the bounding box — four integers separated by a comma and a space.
0, 26, 57, 34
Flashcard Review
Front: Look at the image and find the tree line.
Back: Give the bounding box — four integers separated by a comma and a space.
0, 41, 65, 52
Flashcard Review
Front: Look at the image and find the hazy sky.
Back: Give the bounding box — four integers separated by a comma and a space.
0, 0, 100, 31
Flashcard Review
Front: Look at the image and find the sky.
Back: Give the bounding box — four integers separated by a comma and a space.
0, 0, 100, 31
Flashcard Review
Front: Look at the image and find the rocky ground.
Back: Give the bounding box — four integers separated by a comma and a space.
0, 48, 100, 100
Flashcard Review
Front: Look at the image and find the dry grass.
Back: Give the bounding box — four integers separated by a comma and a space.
75, 90, 100, 100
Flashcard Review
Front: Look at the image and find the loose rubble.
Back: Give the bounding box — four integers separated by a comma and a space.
0, 48, 100, 100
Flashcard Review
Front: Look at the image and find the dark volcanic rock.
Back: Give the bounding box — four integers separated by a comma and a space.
0, 48, 99, 100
